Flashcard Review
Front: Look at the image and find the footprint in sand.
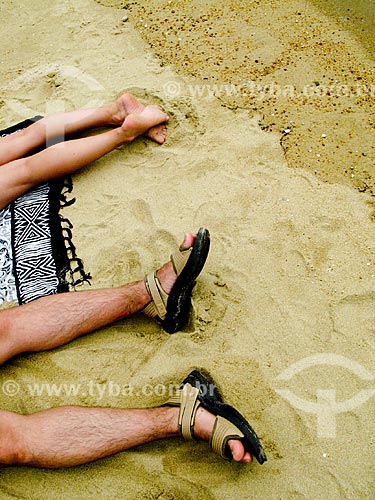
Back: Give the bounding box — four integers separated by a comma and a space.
332, 292, 375, 342
131, 199, 155, 225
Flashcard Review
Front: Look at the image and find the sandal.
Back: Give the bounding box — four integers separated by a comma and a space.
166, 370, 267, 464
143, 228, 210, 334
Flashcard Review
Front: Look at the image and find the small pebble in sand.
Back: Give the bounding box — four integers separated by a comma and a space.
323, 453, 329, 458
122, 15, 128, 22
322, 133, 327, 138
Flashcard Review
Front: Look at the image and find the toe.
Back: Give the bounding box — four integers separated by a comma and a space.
243, 451, 253, 463
227, 439, 253, 464
145, 123, 168, 144
180, 232, 196, 249
154, 126, 167, 144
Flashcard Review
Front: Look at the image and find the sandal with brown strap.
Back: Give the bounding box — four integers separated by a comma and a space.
143, 228, 210, 333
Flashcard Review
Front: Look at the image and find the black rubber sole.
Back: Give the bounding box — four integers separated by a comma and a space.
183, 370, 267, 465
161, 228, 210, 333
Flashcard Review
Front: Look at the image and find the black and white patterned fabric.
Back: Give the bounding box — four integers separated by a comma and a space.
0, 205, 17, 303
0, 117, 91, 305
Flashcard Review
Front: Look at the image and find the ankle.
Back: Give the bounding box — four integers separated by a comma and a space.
113, 126, 136, 145
156, 262, 176, 295
153, 407, 179, 438
193, 407, 216, 441
101, 102, 120, 126
139, 278, 152, 305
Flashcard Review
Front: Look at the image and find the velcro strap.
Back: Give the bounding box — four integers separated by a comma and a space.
209, 415, 245, 459
144, 272, 168, 320
165, 390, 182, 406
178, 385, 200, 440
171, 247, 192, 276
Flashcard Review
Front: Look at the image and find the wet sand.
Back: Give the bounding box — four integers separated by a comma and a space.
127, 0, 375, 199
0, 1, 374, 499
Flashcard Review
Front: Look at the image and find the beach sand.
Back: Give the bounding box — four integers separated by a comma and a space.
0, 1, 374, 498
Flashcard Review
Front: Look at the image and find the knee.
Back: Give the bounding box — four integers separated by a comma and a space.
0, 411, 30, 465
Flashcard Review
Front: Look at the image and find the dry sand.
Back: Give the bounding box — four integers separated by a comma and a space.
0, 1, 374, 499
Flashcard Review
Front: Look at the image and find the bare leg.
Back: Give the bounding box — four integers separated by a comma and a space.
0, 233, 195, 365
0, 93, 167, 167
0, 105, 169, 209
0, 405, 250, 469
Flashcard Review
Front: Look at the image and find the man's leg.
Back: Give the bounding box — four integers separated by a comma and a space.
0, 405, 251, 468
0, 105, 169, 209
0, 93, 167, 167
0, 233, 194, 365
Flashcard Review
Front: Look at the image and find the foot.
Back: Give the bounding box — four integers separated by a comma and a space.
167, 406, 252, 464
143, 228, 210, 333
109, 93, 168, 144
155, 232, 196, 295
194, 407, 253, 464
167, 369, 266, 464
119, 105, 169, 143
